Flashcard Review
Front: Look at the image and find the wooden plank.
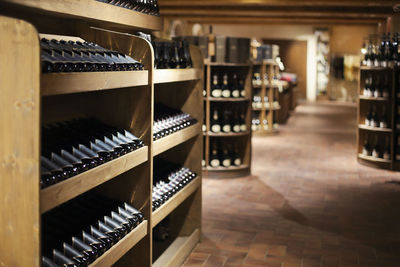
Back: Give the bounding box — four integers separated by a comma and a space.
1, 0, 162, 31
358, 153, 391, 163
207, 131, 251, 137
206, 166, 251, 178
41, 146, 148, 213
90, 220, 148, 267
154, 68, 202, 84
0, 16, 40, 267
358, 124, 392, 132
208, 97, 250, 102
153, 123, 201, 156
152, 176, 201, 228
359, 95, 390, 101
41, 71, 149, 96
153, 229, 200, 267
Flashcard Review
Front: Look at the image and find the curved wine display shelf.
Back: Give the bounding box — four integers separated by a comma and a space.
206, 165, 250, 178
206, 131, 250, 137
208, 97, 250, 102
359, 95, 390, 101
358, 124, 392, 132
90, 220, 148, 267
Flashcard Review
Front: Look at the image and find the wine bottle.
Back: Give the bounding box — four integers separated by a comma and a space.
385, 32, 393, 67
232, 111, 241, 133
231, 144, 241, 166
372, 135, 380, 158
240, 111, 247, 132
383, 137, 391, 160
210, 108, 221, 133
374, 76, 381, 98
211, 74, 222, 97
53, 249, 78, 267
168, 42, 180, 69
63, 242, 90, 266
231, 74, 240, 98
42, 256, 59, 267
365, 105, 372, 126
393, 32, 399, 65
370, 76, 377, 98
383, 73, 390, 98
379, 33, 386, 66
252, 72, 262, 87
209, 141, 220, 167
370, 104, 379, 127
362, 137, 371, 156
364, 74, 372, 97
221, 146, 231, 167
221, 73, 231, 98
239, 77, 246, 97
222, 110, 231, 133
397, 106, 400, 129
380, 106, 388, 128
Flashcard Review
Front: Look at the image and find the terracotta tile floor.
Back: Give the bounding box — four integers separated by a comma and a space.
184, 102, 400, 267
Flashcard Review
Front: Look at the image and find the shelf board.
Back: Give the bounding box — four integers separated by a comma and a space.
266, 105, 281, 111
41, 71, 148, 96
152, 176, 201, 228
207, 131, 250, 137
1, 0, 162, 31
40, 146, 148, 213
90, 220, 148, 267
251, 60, 277, 66
360, 66, 393, 70
153, 229, 200, 267
153, 123, 200, 156
154, 68, 202, 84
252, 106, 264, 111
358, 124, 392, 132
204, 61, 250, 67
205, 164, 249, 172
357, 153, 391, 163
206, 97, 250, 102
359, 95, 390, 101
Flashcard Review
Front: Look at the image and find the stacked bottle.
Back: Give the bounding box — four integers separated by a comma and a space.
153, 40, 192, 69
208, 140, 243, 168
97, 0, 159, 16
362, 32, 400, 67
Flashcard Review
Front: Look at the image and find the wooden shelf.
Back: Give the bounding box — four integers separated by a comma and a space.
204, 61, 250, 67
359, 95, 390, 101
153, 123, 201, 156
252, 106, 264, 111
205, 165, 250, 178
153, 229, 200, 267
207, 131, 250, 137
41, 71, 148, 96
206, 97, 250, 102
90, 220, 148, 267
360, 66, 393, 70
357, 153, 391, 163
1, 0, 162, 31
358, 124, 392, 132
205, 164, 249, 172
266, 105, 281, 111
40, 146, 148, 213
152, 176, 201, 228
154, 68, 202, 84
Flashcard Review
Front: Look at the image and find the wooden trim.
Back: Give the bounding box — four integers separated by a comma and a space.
207, 97, 250, 102
205, 166, 251, 178
358, 124, 392, 132
154, 68, 202, 84
41, 146, 148, 213
359, 95, 390, 101
153, 229, 200, 267
206, 131, 251, 137
153, 123, 201, 156
152, 176, 201, 228
358, 153, 391, 163
41, 71, 149, 96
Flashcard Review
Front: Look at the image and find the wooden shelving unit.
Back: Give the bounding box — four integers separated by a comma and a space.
203, 61, 252, 178
251, 60, 283, 135
357, 65, 398, 171
0, 3, 203, 266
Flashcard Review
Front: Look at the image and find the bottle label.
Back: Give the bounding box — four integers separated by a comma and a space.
203, 90, 206, 97
383, 91, 389, 98
211, 124, 221, 133
372, 150, 379, 158
222, 89, 231, 98
362, 148, 371, 156
384, 152, 390, 160
397, 123, 400, 130
240, 125, 247, 132
211, 89, 222, 97
233, 125, 241, 132
365, 119, 370, 126
380, 122, 387, 128
252, 125, 258, 131
222, 159, 231, 167
210, 159, 220, 167
396, 154, 400, 160
241, 90, 246, 97
234, 158, 241, 166
232, 90, 240, 98
202, 159, 206, 167
202, 124, 207, 132
373, 91, 379, 98
222, 125, 231, 132
371, 120, 378, 127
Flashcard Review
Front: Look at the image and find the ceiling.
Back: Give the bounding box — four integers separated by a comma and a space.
158, 0, 399, 26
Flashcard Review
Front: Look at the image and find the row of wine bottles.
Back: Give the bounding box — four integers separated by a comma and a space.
252, 96, 279, 109
252, 72, 279, 87
207, 106, 247, 133
153, 41, 192, 69
362, 73, 391, 98
41, 118, 144, 189
153, 103, 197, 140
252, 111, 276, 131
209, 72, 246, 98
205, 140, 242, 168
362, 134, 391, 159
97, 0, 159, 16
42, 193, 143, 267
364, 104, 389, 128
152, 159, 197, 211
41, 38, 143, 73
362, 32, 399, 67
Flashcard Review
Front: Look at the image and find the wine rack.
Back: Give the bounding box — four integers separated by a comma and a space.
357, 65, 399, 170
0, 2, 202, 266
202, 60, 252, 178
251, 60, 288, 135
